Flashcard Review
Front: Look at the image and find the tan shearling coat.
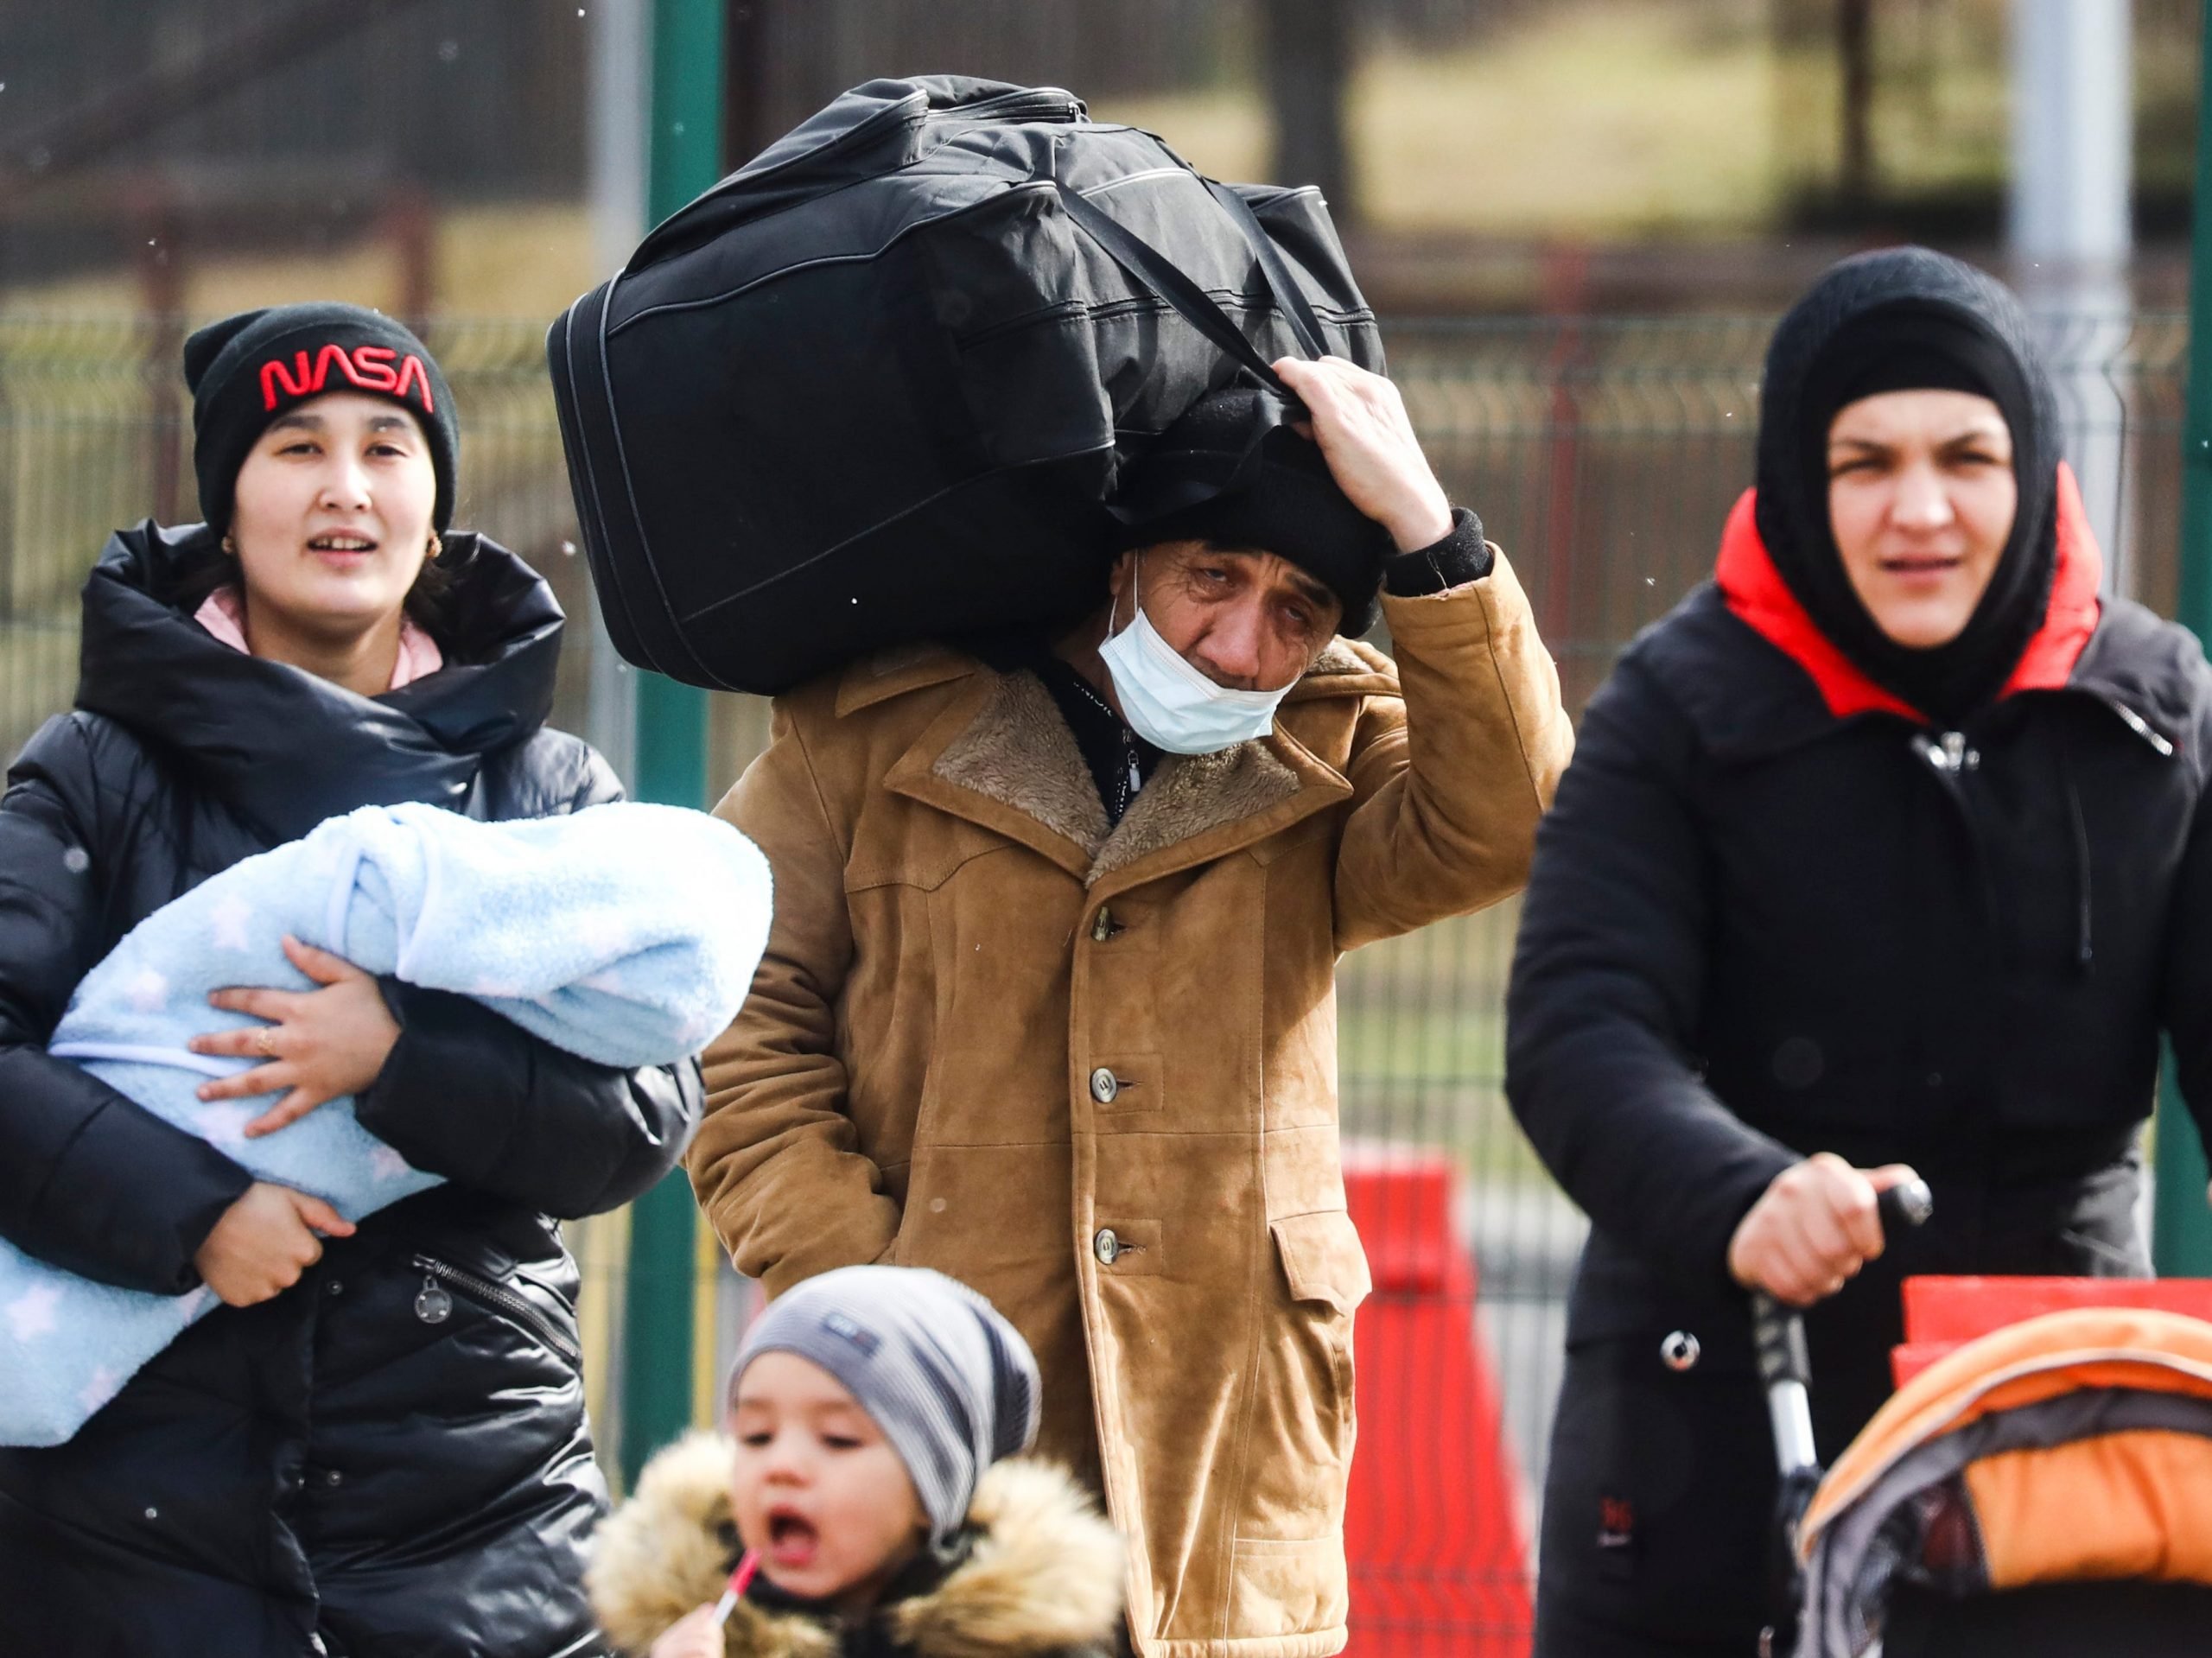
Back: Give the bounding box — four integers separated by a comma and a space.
690, 553, 1573, 1658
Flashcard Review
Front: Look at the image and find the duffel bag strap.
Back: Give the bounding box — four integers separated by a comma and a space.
1200, 179, 1330, 361
1052, 179, 1316, 399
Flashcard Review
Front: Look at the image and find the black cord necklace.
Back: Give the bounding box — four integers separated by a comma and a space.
1062, 668, 1142, 817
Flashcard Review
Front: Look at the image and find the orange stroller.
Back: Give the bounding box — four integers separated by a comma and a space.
1787, 1300, 2212, 1655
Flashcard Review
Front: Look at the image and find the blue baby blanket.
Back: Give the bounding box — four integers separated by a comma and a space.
0, 799, 770, 1445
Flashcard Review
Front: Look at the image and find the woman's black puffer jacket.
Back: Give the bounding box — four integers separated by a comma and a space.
1505, 556, 2212, 1654
0, 522, 702, 1658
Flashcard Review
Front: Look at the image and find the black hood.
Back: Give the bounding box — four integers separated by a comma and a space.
1754, 245, 2062, 725
74, 521, 566, 842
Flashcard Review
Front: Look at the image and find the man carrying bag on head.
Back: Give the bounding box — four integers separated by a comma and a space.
688, 353, 1572, 1658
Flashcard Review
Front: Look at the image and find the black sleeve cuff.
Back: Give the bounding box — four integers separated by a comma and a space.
1382, 506, 1491, 597
357, 978, 702, 1217
356, 979, 533, 1191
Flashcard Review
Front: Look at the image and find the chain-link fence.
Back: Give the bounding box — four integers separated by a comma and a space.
0, 309, 2190, 1652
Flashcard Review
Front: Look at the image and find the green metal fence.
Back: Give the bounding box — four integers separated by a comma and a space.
0, 309, 2196, 1648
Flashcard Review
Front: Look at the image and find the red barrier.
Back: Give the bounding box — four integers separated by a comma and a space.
1344, 1144, 1532, 1657
1895, 1276, 2212, 1386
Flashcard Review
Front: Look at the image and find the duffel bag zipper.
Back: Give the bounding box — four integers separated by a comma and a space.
657, 86, 1083, 234
412, 1255, 582, 1367
952, 86, 1084, 124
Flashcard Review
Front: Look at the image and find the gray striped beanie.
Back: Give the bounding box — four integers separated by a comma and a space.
728, 1267, 1040, 1547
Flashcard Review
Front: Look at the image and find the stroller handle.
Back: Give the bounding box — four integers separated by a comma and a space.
1753, 1178, 1934, 1475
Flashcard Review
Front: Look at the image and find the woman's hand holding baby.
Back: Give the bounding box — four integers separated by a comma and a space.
189, 935, 400, 1136
193, 1180, 356, 1306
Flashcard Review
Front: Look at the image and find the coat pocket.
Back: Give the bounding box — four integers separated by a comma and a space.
1535, 1333, 1774, 1642
1271, 1210, 1372, 1422
1271, 1209, 1373, 1318
1239, 1211, 1371, 1544
412, 1254, 583, 1369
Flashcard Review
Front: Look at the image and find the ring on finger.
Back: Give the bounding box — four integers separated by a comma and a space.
254, 1026, 277, 1059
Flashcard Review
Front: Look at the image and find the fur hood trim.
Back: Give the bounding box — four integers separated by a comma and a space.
588, 1434, 1126, 1658
588, 1432, 749, 1658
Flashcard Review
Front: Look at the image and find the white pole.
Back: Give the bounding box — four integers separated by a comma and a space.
2010, 0, 2133, 265
2010, 0, 2134, 592
589, 0, 652, 278
582, 0, 650, 785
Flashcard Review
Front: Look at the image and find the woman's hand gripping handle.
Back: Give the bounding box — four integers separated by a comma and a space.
1752, 1176, 1935, 1476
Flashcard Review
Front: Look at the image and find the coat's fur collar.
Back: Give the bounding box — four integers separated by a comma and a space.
588, 1433, 1125, 1658
928, 668, 1315, 885
1300, 636, 1376, 679
932, 670, 1110, 857
1087, 734, 1305, 884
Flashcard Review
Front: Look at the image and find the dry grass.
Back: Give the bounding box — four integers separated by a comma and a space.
3, 0, 1789, 315
1098, 0, 1781, 239
1356, 3, 1778, 235
1, 0, 2023, 309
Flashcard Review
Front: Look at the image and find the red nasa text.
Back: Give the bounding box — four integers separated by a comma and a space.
259, 344, 435, 413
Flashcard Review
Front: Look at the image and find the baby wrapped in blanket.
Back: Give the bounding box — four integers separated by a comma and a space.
0, 798, 771, 1446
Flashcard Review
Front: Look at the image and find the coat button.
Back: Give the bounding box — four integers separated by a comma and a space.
1093, 1228, 1122, 1266
1660, 1331, 1700, 1372
324, 1469, 344, 1488
325, 1280, 344, 1297
1089, 1067, 1119, 1104
1090, 906, 1115, 943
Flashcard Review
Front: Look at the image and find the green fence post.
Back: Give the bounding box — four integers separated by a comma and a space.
2157, 11, 2212, 1277
619, 0, 723, 1490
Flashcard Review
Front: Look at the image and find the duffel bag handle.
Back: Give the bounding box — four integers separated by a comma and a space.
1200, 179, 1331, 361
1052, 175, 1330, 400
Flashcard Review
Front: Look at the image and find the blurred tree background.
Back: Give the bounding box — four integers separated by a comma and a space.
1, 1, 2200, 320
1, 7, 2202, 1589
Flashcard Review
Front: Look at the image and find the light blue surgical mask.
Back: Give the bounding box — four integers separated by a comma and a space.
1096, 559, 1292, 755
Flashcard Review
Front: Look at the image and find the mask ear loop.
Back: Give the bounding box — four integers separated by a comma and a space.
1108, 551, 1144, 642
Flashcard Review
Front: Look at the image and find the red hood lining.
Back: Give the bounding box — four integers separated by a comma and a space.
1714, 463, 2102, 724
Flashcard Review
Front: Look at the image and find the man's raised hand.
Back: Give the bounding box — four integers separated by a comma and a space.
1273, 355, 1453, 553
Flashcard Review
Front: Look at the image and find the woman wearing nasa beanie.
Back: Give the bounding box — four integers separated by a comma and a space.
0, 302, 700, 1656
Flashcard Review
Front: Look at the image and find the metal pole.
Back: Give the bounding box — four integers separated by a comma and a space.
589, 0, 652, 280
619, 0, 722, 1490
2156, 9, 2212, 1277
585, 0, 648, 787
2008, 0, 2133, 266
2009, 0, 2133, 592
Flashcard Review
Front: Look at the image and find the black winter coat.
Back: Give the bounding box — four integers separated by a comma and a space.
1506, 547, 2212, 1650
0, 523, 702, 1658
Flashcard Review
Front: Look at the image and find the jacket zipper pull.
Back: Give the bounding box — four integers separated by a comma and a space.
1922, 730, 1980, 774
415, 1274, 452, 1324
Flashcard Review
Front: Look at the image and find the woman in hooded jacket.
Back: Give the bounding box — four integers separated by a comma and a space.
1506, 246, 2212, 1655
0, 302, 701, 1658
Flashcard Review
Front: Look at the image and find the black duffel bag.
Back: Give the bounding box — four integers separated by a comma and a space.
548, 74, 1383, 694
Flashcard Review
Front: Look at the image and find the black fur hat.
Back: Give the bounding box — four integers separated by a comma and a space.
1110, 385, 1393, 636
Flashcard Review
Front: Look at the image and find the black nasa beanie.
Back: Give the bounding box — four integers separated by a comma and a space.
183, 303, 459, 535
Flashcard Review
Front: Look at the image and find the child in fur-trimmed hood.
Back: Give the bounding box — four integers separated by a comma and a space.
588, 1267, 1126, 1658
